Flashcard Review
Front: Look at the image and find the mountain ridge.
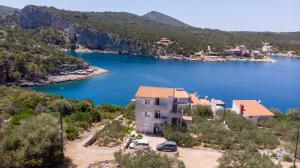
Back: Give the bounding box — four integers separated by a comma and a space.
1, 5, 300, 56
142, 11, 191, 28
0, 5, 19, 16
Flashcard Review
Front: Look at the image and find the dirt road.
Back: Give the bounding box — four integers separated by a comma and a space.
64, 123, 120, 168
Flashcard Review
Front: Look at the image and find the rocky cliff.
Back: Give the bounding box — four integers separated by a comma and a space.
18, 5, 161, 56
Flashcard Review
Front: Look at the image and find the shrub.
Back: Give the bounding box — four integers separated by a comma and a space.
0, 113, 63, 168
124, 102, 135, 120
283, 155, 293, 162
270, 108, 290, 121
224, 111, 256, 131
94, 120, 129, 146
287, 109, 300, 121
271, 152, 277, 158
192, 105, 213, 119
90, 110, 101, 122
51, 99, 73, 115
240, 129, 279, 149
99, 104, 124, 113
257, 118, 278, 128
218, 145, 282, 168
190, 120, 233, 148
114, 150, 185, 168
66, 124, 79, 140
163, 125, 195, 147
10, 109, 35, 125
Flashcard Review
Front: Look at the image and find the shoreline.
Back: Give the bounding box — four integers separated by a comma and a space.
63, 48, 278, 63
47, 66, 109, 84
271, 54, 300, 58
18, 66, 109, 87
159, 55, 277, 63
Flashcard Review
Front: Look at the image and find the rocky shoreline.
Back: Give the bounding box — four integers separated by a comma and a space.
159, 55, 277, 63
65, 48, 278, 63
18, 66, 109, 87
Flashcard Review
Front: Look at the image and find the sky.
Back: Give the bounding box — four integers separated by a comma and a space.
1, 0, 299, 32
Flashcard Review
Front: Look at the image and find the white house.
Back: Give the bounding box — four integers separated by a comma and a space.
135, 86, 192, 134
231, 100, 274, 123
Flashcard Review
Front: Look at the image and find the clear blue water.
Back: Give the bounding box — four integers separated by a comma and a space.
34, 52, 300, 112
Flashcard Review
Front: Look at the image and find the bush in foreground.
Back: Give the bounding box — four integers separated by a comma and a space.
114, 150, 185, 168
0, 113, 63, 168
217, 145, 282, 168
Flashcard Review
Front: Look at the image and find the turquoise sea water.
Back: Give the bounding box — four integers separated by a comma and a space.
34, 53, 300, 112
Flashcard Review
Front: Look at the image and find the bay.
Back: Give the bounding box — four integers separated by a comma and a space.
34, 52, 300, 112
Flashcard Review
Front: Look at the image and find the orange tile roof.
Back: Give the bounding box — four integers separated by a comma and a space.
233, 100, 274, 117
174, 89, 189, 99
135, 86, 174, 99
190, 93, 211, 106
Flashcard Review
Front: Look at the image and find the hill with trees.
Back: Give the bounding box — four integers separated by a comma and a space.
142, 11, 191, 28
0, 25, 89, 85
16, 5, 300, 55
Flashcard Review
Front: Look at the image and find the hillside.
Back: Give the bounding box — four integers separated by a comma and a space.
142, 11, 191, 28
1, 5, 300, 57
0, 5, 19, 16
0, 25, 90, 85
19, 5, 300, 55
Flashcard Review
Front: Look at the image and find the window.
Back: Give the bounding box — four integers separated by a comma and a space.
145, 112, 151, 117
154, 110, 160, 118
155, 98, 160, 105
144, 99, 150, 105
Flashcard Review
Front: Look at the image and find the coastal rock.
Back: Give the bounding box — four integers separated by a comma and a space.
19, 5, 69, 29
18, 5, 160, 56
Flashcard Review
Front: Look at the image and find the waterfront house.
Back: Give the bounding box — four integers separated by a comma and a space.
225, 45, 250, 57
231, 100, 274, 123
250, 50, 263, 58
135, 86, 192, 134
156, 37, 172, 46
262, 43, 273, 54
287, 51, 296, 56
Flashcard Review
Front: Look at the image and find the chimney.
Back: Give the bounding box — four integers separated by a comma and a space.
240, 104, 245, 115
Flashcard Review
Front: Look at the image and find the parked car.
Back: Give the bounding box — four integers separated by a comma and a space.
156, 141, 177, 152
129, 139, 149, 150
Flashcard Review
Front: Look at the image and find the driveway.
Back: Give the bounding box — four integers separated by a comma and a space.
143, 135, 222, 168
64, 123, 120, 168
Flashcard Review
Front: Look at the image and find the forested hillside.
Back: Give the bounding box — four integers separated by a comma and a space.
142, 11, 191, 28
17, 5, 300, 55
0, 26, 88, 85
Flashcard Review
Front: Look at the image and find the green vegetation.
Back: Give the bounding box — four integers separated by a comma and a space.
124, 102, 135, 120
162, 104, 300, 167
30, 6, 300, 55
0, 86, 131, 167
0, 113, 63, 168
217, 145, 282, 168
0, 25, 86, 84
114, 150, 185, 168
92, 120, 132, 146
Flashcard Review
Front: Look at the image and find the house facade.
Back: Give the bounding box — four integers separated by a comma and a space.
135, 86, 192, 134
231, 100, 274, 123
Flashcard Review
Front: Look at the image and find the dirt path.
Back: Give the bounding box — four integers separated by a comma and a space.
64, 122, 120, 168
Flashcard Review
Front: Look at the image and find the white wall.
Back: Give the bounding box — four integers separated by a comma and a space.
135, 96, 174, 133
